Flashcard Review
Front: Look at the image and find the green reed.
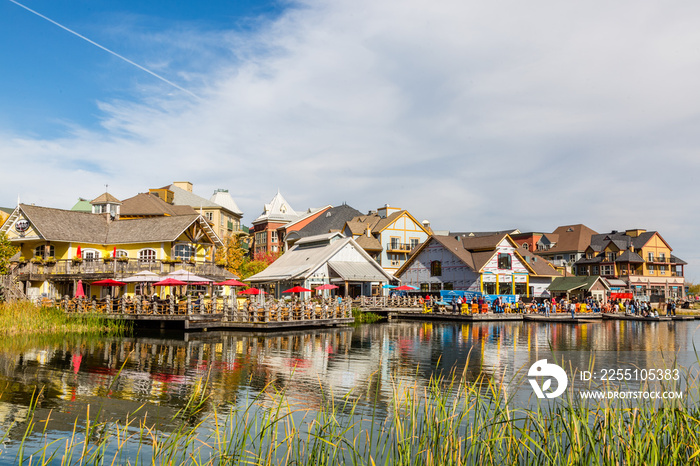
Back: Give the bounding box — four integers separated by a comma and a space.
5, 361, 700, 465
0, 301, 129, 338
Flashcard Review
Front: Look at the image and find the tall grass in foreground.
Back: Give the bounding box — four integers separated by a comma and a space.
6, 365, 700, 466
0, 301, 129, 337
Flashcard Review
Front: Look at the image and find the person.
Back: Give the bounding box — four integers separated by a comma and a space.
457, 295, 464, 314
570, 301, 575, 319
544, 299, 550, 317
451, 296, 459, 313
672, 300, 677, 316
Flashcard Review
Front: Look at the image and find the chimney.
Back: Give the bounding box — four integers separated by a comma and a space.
173, 181, 193, 192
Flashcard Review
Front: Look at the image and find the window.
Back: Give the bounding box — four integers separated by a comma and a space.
410, 238, 419, 249
255, 232, 267, 245
34, 245, 55, 258
139, 249, 156, 263
606, 252, 615, 262
443, 282, 453, 290
430, 261, 442, 276
420, 283, 430, 292
484, 282, 497, 295
498, 281, 512, 295
205, 212, 213, 222
498, 253, 511, 270
390, 237, 400, 249
602, 265, 613, 275
578, 266, 587, 275
586, 253, 593, 259
115, 250, 128, 258
648, 264, 655, 274
514, 282, 527, 296
271, 231, 278, 244
659, 265, 667, 275
659, 253, 666, 262
648, 252, 654, 262
174, 244, 194, 260
592, 266, 599, 275
83, 250, 100, 261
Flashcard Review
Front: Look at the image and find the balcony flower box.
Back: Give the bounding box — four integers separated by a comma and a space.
72, 257, 83, 264
116, 256, 130, 263
30, 257, 44, 265
45, 256, 57, 266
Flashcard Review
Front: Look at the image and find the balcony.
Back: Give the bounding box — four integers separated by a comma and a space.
385, 242, 414, 253
14, 259, 231, 281
647, 256, 669, 263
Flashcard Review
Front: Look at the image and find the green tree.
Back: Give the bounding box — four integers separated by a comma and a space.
688, 282, 700, 296
238, 259, 270, 279
0, 233, 18, 275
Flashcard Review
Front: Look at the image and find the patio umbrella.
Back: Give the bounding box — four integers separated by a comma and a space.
214, 279, 248, 287
91, 279, 126, 286
122, 271, 162, 283
239, 288, 266, 295
382, 284, 396, 289
315, 284, 339, 290
394, 285, 418, 291
154, 278, 188, 287
76, 246, 82, 258
75, 279, 85, 298
283, 286, 312, 293
166, 269, 212, 283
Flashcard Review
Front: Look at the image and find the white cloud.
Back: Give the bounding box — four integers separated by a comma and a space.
2, 0, 700, 278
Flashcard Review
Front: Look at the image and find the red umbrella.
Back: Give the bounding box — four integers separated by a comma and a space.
394, 285, 417, 291
112, 246, 117, 258
315, 284, 339, 290
75, 279, 85, 297
154, 278, 188, 287
239, 288, 266, 295
76, 246, 82, 258
283, 286, 312, 293
214, 279, 248, 287
92, 279, 126, 286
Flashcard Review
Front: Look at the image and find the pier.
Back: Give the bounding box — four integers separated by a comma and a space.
60, 295, 354, 330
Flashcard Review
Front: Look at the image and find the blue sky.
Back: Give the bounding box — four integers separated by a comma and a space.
1, 0, 700, 281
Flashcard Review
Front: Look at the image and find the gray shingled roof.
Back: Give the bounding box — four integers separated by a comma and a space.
16, 204, 220, 245
287, 205, 363, 241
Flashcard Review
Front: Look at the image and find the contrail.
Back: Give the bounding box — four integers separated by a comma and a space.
8, 0, 200, 99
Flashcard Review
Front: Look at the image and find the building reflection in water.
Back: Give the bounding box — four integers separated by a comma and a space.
0, 320, 698, 441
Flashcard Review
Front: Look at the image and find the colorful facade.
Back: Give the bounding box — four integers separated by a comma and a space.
1, 203, 229, 300
395, 233, 561, 297
573, 229, 686, 301
343, 205, 431, 276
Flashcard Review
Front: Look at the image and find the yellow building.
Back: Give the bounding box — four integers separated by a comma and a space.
1, 202, 230, 300
574, 229, 686, 300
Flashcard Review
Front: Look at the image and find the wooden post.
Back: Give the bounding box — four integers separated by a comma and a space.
187, 295, 192, 315
169, 295, 175, 315
106, 295, 111, 313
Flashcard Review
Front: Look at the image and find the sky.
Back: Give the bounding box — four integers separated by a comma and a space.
1, 0, 699, 280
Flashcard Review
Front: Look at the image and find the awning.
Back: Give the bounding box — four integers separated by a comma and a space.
605, 279, 628, 287
328, 261, 388, 282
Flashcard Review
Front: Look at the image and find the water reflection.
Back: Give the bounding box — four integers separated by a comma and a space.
1, 320, 700, 443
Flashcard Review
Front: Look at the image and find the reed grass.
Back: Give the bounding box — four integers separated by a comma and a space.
0, 301, 129, 338
352, 307, 384, 324
5, 359, 700, 466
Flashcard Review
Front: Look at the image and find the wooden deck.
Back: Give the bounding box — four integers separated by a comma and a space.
602, 313, 673, 322
59, 295, 354, 330
523, 314, 602, 323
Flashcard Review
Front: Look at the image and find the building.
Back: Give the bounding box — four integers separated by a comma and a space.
395, 233, 561, 298
250, 191, 330, 256
535, 224, 598, 273
247, 232, 396, 298
149, 182, 243, 239
573, 229, 686, 301
547, 276, 610, 303
342, 204, 431, 275
120, 193, 197, 219
282, 204, 363, 251
510, 231, 544, 252
1, 203, 230, 300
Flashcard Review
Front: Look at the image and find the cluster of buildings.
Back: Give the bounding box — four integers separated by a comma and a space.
0, 182, 688, 304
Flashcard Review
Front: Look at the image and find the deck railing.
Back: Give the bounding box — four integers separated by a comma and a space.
57, 295, 353, 323
14, 259, 229, 278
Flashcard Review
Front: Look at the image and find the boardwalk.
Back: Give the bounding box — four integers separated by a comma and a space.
59, 295, 354, 330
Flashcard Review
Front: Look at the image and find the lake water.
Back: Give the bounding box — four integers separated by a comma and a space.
1, 319, 699, 462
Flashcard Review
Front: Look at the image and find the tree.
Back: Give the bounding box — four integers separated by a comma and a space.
238, 259, 270, 279
215, 233, 247, 277
688, 282, 700, 296
0, 233, 18, 275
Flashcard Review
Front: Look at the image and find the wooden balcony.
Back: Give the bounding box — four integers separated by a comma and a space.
14, 258, 232, 281
385, 242, 414, 253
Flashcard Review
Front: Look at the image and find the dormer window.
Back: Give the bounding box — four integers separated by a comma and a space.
280, 205, 287, 213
